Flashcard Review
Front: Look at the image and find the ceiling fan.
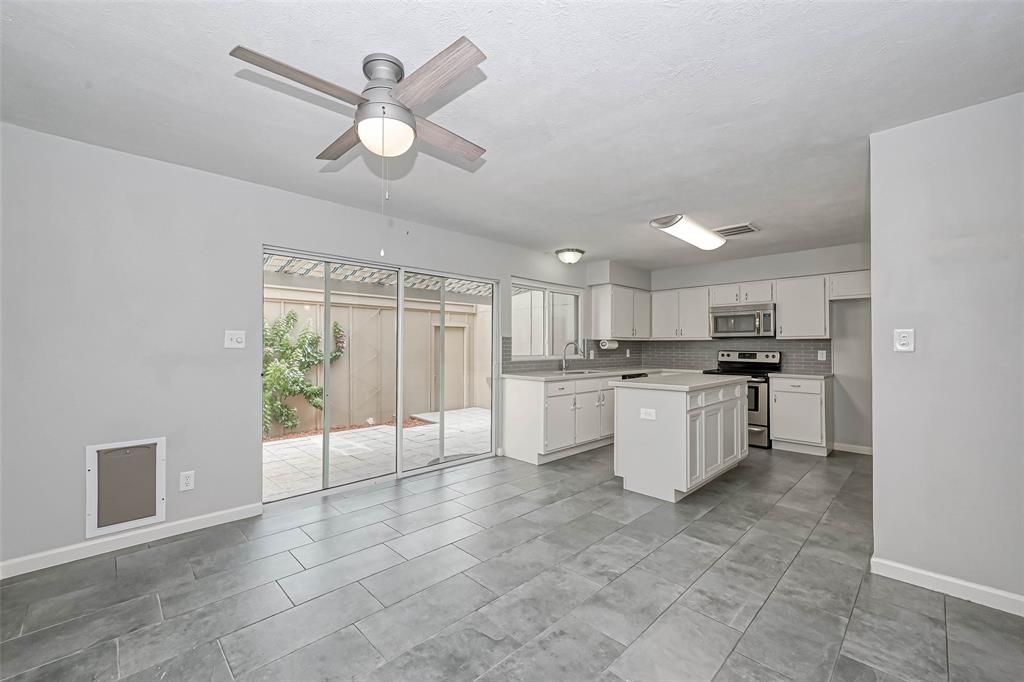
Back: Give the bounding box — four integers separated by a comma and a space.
229, 37, 486, 162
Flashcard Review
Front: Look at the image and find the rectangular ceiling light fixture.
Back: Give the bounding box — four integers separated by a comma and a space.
650, 214, 726, 250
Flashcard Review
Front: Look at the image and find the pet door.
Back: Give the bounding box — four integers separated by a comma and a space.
86, 437, 166, 538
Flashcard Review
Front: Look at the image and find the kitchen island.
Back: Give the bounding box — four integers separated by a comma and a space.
609, 373, 749, 502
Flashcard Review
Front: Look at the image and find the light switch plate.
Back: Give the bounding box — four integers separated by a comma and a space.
817, 350, 828, 361
640, 408, 656, 420
894, 329, 915, 352
224, 330, 246, 349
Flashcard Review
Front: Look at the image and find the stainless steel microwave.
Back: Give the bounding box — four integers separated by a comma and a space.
710, 304, 775, 338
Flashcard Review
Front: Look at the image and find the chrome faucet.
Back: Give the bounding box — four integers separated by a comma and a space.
561, 341, 582, 372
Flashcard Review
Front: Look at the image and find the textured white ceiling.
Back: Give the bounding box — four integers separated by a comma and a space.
2, 1, 1022, 269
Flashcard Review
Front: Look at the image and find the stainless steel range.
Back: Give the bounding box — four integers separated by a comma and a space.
703, 350, 781, 448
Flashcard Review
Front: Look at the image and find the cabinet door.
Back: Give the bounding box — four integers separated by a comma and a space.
575, 391, 602, 444
710, 284, 740, 306
776, 275, 829, 338
544, 394, 576, 451
703, 404, 724, 475
721, 399, 740, 466
677, 287, 710, 339
633, 290, 652, 338
829, 270, 870, 299
610, 286, 635, 338
771, 391, 823, 444
686, 411, 703, 488
599, 389, 615, 437
650, 290, 679, 338
740, 280, 774, 304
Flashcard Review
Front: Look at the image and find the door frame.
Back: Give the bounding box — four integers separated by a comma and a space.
262, 245, 500, 496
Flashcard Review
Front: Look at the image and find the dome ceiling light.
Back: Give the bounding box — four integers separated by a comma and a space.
556, 248, 585, 264
649, 214, 726, 250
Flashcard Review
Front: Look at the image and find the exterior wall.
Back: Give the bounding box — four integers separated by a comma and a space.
262, 286, 492, 437
870, 93, 1023, 605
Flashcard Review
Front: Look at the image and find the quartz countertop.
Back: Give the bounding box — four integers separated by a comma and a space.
501, 368, 704, 382
607, 373, 749, 392
770, 373, 834, 379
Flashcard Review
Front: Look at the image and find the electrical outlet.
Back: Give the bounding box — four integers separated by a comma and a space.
817, 350, 827, 361
179, 471, 195, 491
626, 349, 631, 358
894, 329, 915, 352
589, 349, 594, 360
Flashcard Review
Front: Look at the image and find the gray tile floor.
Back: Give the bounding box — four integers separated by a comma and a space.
2, 447, 1022, 681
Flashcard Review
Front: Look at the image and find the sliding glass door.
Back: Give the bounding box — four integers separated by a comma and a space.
263, 251, 495, 502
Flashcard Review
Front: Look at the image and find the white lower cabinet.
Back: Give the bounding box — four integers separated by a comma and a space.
703, 404, 724, 475
769, 376, 833, 456
686, 411, 703, 487
575, 391, 602, 444
599, 389, 615, 437
681, 386, 745, 492
544, 394, 576, 452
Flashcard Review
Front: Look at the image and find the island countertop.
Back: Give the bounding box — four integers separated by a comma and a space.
608, 373, 749, 392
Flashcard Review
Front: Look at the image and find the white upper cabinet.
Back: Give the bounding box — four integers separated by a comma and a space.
677, 287, 711, 339
776, 275, 829, 338
651, 287, 709, 339
710, 284, 741, 306
828, 270, 871, 300
634, 290, 651, 338
651, 290, 678, 338
740, 280, 774, 304
592, 284, 651, 339
610, 285, 635, 338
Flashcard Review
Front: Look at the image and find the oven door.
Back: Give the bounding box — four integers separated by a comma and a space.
747, 380, 770, 448
711, 310, 761, 337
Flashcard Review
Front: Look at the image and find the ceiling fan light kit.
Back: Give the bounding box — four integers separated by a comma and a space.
556, 248, 585, 264
230, 37, 486, 164
650, 214, 726, 251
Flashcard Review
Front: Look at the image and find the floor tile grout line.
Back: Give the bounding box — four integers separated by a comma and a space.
215, 638, 234, 681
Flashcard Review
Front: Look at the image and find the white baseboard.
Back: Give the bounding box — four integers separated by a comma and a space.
0, 502, 264, 580
834, 442, 873, 455
871, 556, 1024, 617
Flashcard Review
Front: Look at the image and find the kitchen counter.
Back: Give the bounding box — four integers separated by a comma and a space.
770, 372, 834, 379
608, 373, 749, 392
501, 368, 703, 382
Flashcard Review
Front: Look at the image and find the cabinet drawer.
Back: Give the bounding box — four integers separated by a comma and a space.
546, 381, 574, 397
772, 379, 822, 394
574, 379, 602, 394
688, 392, 703, 409
702, 387, 726, 405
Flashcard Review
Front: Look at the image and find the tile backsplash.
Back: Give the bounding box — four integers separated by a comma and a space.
502, 336, 832, 375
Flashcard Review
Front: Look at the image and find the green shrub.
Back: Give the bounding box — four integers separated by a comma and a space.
262, 310, 345, 435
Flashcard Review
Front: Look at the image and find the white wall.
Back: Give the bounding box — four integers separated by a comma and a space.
586, 259, 652, 289
870, 93, 1023, 609
830, 299, 872, 451
0, 123, 585, 564
651, 242, 869, 290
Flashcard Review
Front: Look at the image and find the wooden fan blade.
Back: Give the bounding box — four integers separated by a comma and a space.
390, 36, 485, 109
414, 116, 485, 161
230, 45, 366, 107
316, 126, 361, 160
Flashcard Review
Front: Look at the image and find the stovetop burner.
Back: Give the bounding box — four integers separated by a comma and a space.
703, 350, 782, 379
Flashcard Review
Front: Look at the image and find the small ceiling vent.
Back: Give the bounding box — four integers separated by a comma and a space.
713, 223, 759, 237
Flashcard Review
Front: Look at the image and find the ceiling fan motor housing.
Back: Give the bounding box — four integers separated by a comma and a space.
357, 53, 415, 131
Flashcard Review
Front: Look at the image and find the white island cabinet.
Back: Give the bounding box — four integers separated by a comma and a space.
610, 374, 748, 502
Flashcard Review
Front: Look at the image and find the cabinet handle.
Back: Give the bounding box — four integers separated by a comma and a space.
744, 292, 748, 301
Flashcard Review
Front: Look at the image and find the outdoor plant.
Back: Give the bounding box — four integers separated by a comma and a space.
262, 310, 346, 434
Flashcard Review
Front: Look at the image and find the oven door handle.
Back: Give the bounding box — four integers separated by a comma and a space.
748, 426, 767, 433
